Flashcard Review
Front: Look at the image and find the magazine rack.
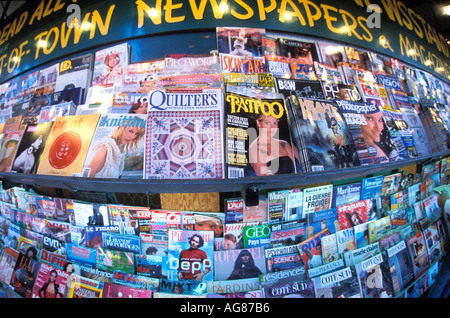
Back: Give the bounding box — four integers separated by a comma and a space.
1, 149, 449, 194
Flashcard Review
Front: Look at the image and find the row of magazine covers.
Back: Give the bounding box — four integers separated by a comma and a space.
0, 27, 450, 179
0, 157, 449, 298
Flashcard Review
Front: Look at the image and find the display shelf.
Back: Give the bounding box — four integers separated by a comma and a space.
1, 150, 449, 194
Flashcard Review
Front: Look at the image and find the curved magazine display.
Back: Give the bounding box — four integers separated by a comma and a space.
1, 150, 449, 194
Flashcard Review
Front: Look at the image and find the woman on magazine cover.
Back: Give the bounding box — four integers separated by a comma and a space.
86, 124, 145, 178
38, 269, 64, 298
248, 111, 300, 176
227, 249, 263, 280
360, 109, 397, 164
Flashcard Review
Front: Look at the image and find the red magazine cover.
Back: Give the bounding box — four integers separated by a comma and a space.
337, 199, 372, 230
31, 262, 70, 298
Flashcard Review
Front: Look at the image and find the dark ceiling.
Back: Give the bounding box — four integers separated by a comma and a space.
408, 0, 450, 42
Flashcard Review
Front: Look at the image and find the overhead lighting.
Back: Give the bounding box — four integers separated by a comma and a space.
147, 8, 159, 18
37, 40, 47, 48
443, 5, 450, 15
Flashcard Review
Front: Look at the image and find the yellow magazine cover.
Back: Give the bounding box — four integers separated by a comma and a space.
37, 114, 101, 176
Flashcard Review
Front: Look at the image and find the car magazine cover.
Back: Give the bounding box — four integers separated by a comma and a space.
36, 114, 101, 176
335, 99, 398, 165
167, 229, 214, 282
145, 88, 224, 179
11, 121, 54, 174
82, 113, 147, 179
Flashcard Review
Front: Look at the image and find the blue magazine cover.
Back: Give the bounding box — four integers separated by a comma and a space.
167, 229, 214, 282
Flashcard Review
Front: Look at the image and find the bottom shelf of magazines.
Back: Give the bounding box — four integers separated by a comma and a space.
0, 157, 449, 298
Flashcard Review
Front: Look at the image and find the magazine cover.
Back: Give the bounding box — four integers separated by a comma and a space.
401, 107, 432, 157
102, 282, 153, 298
262, 278, 315, 298
10, 121, 54, 174
140, 233, 168, 256
112, 270, 159, 291
379, 107, 418, 160
92, 42, 129, 87
84, 225, 120, 249
145, 88, 224, 179
224, 198, 245, 224
163, 53, 218, 76
267, 190, 289, 223
302, 184, 333, 216
223, 222, 258, 250
335, 99, 398, 165
0, 247, 20, 286
10, 252, 41, 298
242, 223, 271, 249
96, 247, 135, 274
321, 233, 339, 264
136, 254, 164, 279
102, 232, 141, 254
337, 199, 372, 230
275, 78, 326, 100
213, 247, 266, 281
269, 219, 307, 248
315, 41, 348, 68
336, 227, 356, 255
111, 92, 148, 114
68, 280, 103, 298
355, 253, 394, 298
55, 53, 92, 92
36, 114, 101, 176
314, 62, 346, 84
297, 228, 330, 270
422, 224, 443, 264
167, 229, 214, 282
283, 96, 360, 172
407, 231, 430, 278
306, 207, 340, 235
368, 216, 392, 243
354, 222, 370, 249
217, 27, 265, 73
223, 85, 299, 177
121, 59, 165, 93
31, 262, 70, 298
384, 240, 415, 296
82, 113, 146, 179
223, 72, 275, 92
332, 182, 362, 208
265, 245, 304, 273
260, 262, 306, 286
313, 266, 361, 298
72, 201, 109, 227
37, 102, 76, 123
0, 130, 24, 172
